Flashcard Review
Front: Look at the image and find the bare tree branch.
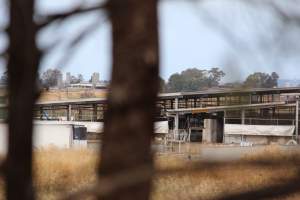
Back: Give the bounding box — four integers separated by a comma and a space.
217, 171, 300, 200
98, 0, 160, 199
6, 0, 40, 199
37, 3, 107, 29
261, 1, 300, 26
49, 15, 108, 70
192, 3, 258, 59
0, 160, 5, 177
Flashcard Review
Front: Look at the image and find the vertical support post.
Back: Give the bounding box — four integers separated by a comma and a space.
174, 97, 179, 134
39, 107, 43, 120
188, 127, 191, 142
296, 98, 299, 141
174, 114, 179, 134
241, 109, 245, 125
223, 111, 226, 143
175, 97, 178, 109
93, 104, 97, 122
78, 109, 82, 121
67, 105, 72, 121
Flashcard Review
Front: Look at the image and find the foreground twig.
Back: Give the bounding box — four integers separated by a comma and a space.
37, 3, 107, 29
217, 170, 300, 200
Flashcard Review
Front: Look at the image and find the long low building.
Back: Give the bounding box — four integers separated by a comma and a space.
2, 87, 300, 145
35, 87, 300, 145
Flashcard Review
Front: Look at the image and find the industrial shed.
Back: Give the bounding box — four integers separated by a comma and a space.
1, 87, 298, 146
0, 121, 88, 155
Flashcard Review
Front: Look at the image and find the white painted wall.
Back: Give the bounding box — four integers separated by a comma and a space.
0, 120, 170, 156
33, 123, 73, 149
0, 124, 7, 155
224, 124, 295, 136
0, 122, 74, 156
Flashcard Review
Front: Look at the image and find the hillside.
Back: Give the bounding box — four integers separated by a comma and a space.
38, 88, 107, 102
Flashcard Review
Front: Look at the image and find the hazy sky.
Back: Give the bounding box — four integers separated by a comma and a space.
1, 0, 300, 82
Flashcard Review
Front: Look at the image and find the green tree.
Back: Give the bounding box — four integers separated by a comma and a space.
208, 67, 226, 87
244, 72, 279, 88
166, 67, 225, 92
167, 73, 184, 92
41, 69, 62, 88
159, 76, 166, 92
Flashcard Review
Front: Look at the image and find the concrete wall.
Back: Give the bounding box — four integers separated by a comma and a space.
33, 121, 103, 133
33, 123, 73, 149
0, 122, 74, 156
224, 124, 294, 145
0, 124, 7, 156
71, 121, 168, 134
224, 135, 292, 145
203, 119, 218, 143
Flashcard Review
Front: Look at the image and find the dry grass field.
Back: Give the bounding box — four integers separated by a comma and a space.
0, 146, 300, 199
0, 88, 107, 103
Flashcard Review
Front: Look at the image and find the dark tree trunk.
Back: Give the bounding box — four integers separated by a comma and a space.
98, 0, 159, 199
6, 0, 40, 199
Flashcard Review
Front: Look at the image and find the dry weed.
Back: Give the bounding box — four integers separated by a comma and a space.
0, 146, 299, 200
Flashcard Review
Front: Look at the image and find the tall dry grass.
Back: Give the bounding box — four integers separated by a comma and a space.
0, 146, 300, 199
153, 146, 300, 200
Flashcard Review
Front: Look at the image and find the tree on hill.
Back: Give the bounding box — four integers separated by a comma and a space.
244, 72, 279, 88
166, 67, 225, 92
159, 76, 166, 92
41, 69, 62, 88
207, 67, 226, 87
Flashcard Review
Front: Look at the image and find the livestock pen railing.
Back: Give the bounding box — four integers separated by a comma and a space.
162, 129, 190, 154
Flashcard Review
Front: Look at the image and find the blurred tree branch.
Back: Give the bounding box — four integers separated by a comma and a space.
37, 2, 107, 29
217, 171, 300, 200
6, 0, 40, 199
97, 0, 160, 199
46, 15, 108, 70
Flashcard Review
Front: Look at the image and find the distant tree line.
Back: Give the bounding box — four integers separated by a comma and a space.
160, 68, 279, 92
39, 69, 85, 89
161, 67, 225, 92
0, 68, 280, 92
